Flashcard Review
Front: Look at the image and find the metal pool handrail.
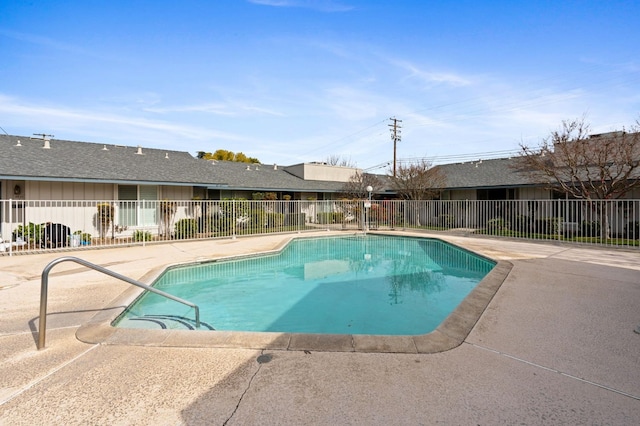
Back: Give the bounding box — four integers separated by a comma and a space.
38, 256, 201, 350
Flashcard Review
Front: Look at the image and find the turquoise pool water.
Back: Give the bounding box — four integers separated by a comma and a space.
116, 235, 495, 335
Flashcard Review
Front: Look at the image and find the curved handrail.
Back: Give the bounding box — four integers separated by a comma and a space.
38, 256, 201, 350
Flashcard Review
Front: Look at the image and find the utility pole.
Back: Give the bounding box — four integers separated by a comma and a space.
389, 117, 402, 177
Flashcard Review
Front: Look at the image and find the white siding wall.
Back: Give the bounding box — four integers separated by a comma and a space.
161, 185, 192, 200
5, 182, 194, 238
25, 181, 115, 201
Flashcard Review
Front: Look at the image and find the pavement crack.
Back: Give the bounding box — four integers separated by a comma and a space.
223, 350, 266, 425
466, 342, 640, 401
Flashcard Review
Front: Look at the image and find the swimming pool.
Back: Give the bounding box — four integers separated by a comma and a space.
115, 235, 495, 335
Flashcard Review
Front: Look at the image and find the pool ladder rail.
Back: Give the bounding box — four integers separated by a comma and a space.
129, 314, 214, 330
38, 256, 201, 350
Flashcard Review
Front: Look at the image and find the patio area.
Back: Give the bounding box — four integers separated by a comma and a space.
0, 231, 639, 424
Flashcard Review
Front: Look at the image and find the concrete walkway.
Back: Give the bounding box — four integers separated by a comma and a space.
0, 231, 639, 425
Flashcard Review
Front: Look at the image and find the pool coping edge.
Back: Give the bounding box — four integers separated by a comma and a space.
76, 234, 513, 354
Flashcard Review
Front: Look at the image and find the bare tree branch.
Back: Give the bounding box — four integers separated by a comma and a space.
515, 117, 640, 200
325, 155, 356, 167
388, 159, 445, 200
341, 172, 384, 199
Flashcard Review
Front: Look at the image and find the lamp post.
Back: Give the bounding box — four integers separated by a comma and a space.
365, 185, 373, 232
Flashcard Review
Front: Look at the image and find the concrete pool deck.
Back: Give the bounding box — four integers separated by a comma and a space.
1, 231, 639, 424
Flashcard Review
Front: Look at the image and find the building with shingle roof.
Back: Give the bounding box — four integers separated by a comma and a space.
3, 133, 639, 244
434, 157, 548, 200
0, 135, 358, 201
3, 132, 638, 204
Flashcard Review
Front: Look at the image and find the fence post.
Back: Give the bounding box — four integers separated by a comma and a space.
8, 199, 13, 256
232, 200, 236, 239
143, 200, 147, 247
557, 199, 562, 241
465, 199, 469, 232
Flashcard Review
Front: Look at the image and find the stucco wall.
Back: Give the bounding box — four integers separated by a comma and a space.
284, 163, 360, 182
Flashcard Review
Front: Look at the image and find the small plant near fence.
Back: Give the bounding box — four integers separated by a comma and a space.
437, 214, 455, 228
175, 218, 198, 239
133, 230, 153, 242
507, 216, 561, 237
531, 218, 561, 235
97, 203, 114, 239
580, 220, 600, 237
12, 222, 43, 245
486, 218, 508, 235
248, 209, 266, 231
160, 200, 177, 239
73, 230, 92, 245
624, 221, 640, 239
266, 212, 285, 228
317, 212, 344, 224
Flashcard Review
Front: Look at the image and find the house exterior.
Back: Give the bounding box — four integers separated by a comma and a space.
436, 157, 547, 201
431, 133, 640, 236
0, 135, 367, 243
435, 131, 640, 202
0, 135, 363, 202
2, 132, 638, 249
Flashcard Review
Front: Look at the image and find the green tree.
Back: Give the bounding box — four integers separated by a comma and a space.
198, 149, 260, 163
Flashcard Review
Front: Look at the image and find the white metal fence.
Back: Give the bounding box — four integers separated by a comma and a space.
1, 199, 639, 254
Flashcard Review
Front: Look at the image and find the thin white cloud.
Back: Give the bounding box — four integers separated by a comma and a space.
247, 0, 354, 12
0, 94, 243, 143
145, 102, 284, 117
323, 86, 380, 121
0, 29, 107, 59
389, 59, 472, 88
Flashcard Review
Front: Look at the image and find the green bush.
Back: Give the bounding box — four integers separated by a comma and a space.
214, 215, 235, 234
174, 218, 198, 239
198, 214, 217, 233
512, 215, 532, 232
284, 213, 305, 227
486, 218, 506, 234
437, 214, 455, 228
531, 217, 560, 235
12, 222, 43, 243
624, 221, 640, 239
73, 230, 92, 244
580, 220, 600, 237
249, 209, 266, 229
317, 212, 344, 224
133, 230, 152, 242
266, 212, 285, 228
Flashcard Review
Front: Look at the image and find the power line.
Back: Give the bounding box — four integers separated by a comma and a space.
363, 147, 522, 172
303, 119, 389, 158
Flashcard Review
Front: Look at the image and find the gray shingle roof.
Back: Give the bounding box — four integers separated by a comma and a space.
0, 135, 346, 192
3, 135, 566, 193
435, 157, 539, 189
203, 161, 345, 192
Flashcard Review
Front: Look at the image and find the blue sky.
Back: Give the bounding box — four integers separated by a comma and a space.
1, 0, 639, 170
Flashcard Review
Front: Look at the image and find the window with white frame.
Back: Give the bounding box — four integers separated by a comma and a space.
118, 185, 158, 227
